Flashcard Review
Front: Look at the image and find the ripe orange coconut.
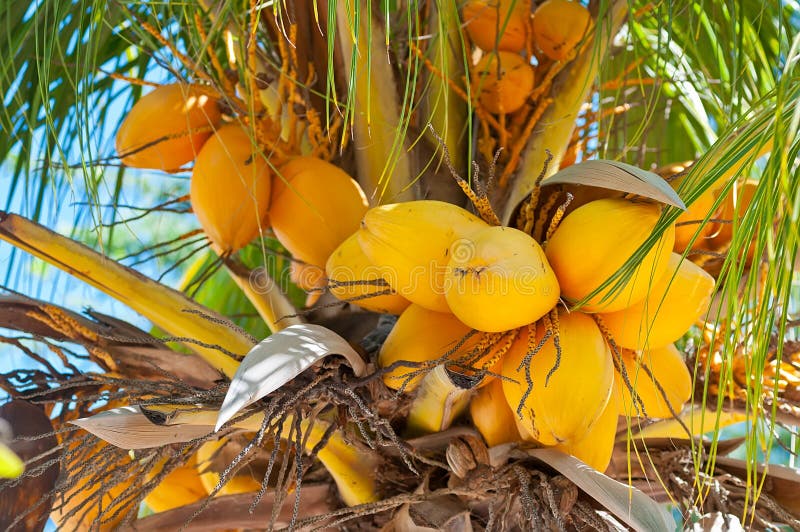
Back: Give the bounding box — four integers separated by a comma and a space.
659, 162, 723, 253
545, 198, 676, 312
445, 226, 560, 332
600, 253, 715, 350
707, 179, 759, 262
358, 200, 490, 312
271, 157, 368, 268
270, 157, 367, 268
472, 51, 535, 114
116, 83, 222, 170
501, 311, 614, 445
191, 124, 272, 253
614, 344, 692, 419
531, 0, 592, 60
326, 233, 411, 314
462, 0, 530, 53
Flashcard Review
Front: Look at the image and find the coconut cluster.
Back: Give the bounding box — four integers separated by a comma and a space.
325, 197, 713, 472
115, 84, 369, 285
462, 0, 593, 116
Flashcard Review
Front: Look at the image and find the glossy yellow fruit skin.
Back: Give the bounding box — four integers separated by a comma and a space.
191, 124, 272, 253
614, 344, 692, 419
470, 377, 523, 446
501, 311, 614, 445
358, 200, 490, 312
326, 233, 411, 314
554, 387, 619, 472
144, 456, 207, 513
462, 0, 530, 53
532, 0, 592, 60
116, 84, 222, 170
271, 157, 368, 267
545, 198, 676, 313
445, 226, 560, 332
600, 253, 715, 350
378, 304, 477, 391
472, 52, 535, 114
196, 438, 262, 496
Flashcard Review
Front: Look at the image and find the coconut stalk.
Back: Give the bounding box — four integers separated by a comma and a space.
498, 0, 629, 223
335, 0, 417, 204
419, 0, 470, 199
0, 211, 249, 378
405, 365, 473, 436
221, 258, 303, 332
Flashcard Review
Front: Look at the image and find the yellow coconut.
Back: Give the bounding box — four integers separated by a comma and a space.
501, 311, 614, 445
614, 344, 692, 419
326, 233, 411, 314
116, 83, 222, 171
600, 253, 715, 350
462, 0, 530, 53
554, 387, 620, 472
445, 226, 560, 332
358, 200, 490, 312
378, 304, 481, 391
531, 0, 592, 61
470, 377, 523, 447
271, 157, 368, 268
196, 437, 262, 496
144, 455, 208, 513
545, 198, 676, 313
190, 124, 272, 254
472, 51, 535, 114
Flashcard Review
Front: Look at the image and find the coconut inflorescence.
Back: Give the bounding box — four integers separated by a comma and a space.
329, 190, 700, 474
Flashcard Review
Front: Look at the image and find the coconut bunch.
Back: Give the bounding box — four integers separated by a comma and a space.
317, 191, 715, 472
461, 0, 592, 116
116, 84, 370, 290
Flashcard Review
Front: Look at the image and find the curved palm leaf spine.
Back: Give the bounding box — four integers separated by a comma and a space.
0, 211, 248, 377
